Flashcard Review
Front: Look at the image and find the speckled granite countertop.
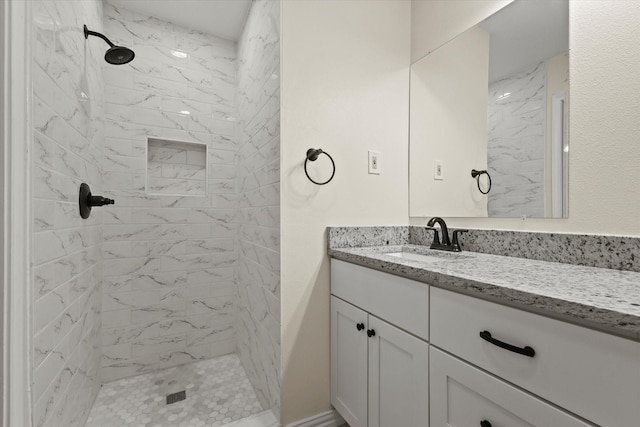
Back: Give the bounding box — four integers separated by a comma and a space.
329, 245, 640, 342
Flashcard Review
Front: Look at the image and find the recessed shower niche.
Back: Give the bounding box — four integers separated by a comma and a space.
146, 138, 208, 196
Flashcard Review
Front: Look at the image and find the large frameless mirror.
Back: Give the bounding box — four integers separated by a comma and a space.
409, 0, 569, 219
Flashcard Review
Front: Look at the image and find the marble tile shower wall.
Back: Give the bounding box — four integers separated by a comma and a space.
487, 61, 546, 218
32, 1, 105, 426
235, 0, 281, 418
101, 4, 240, 382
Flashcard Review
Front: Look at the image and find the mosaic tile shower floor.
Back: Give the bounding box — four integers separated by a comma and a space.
85, 354, 271, 427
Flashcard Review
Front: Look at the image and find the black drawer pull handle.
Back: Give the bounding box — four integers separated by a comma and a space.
480, 420, 492, 427
479, 330, 535, 358
367, 329, 376, 338
356, 323, 365, 331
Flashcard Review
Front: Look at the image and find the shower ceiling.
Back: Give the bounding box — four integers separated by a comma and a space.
106, 0, 252, 41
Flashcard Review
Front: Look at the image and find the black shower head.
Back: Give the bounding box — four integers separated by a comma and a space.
105, 45, 135, 65
84, 24, 135, 65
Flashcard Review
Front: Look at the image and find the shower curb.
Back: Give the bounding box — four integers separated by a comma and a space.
285, 409, 345, 427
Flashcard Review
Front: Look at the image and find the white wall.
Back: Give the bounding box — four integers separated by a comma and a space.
410, 26, 489, 217
410, 0, 640, 237
280, 1, 411, 423
411, 0, 512, 63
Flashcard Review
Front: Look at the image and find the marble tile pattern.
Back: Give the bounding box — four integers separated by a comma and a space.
147, 138, 208, 196
487, 61, 546, 218
101, 4, 240, 382
85, 354, 265, 426
328, 245, 640, 341
235, 0, 281, 419
31, 1, 105, 426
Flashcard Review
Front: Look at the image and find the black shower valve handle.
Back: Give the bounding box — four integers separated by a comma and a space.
79, 183, 114, 219
88, 195, 115, 207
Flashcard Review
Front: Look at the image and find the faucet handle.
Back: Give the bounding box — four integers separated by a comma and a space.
451, 229, 469, 252
426, 226, 441, 246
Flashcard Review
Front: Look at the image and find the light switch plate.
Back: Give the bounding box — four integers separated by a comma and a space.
369, 151, 381, 174
434, 160, 444, 180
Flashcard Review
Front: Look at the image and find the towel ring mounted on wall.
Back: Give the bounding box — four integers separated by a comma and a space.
471, 169, 492, 195
304, 148, 335, 185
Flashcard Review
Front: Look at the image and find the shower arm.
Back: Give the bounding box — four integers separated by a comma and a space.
83, 25, 115, 48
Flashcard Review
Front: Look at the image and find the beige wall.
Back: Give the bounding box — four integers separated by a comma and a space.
280, 0, 411, 424
410, 26, 489, 217
411, 0, 512, 63
410, 0, 640, 237
279, 0, 640, 424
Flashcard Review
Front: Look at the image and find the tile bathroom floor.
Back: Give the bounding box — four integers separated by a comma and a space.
85, 354, 271, 427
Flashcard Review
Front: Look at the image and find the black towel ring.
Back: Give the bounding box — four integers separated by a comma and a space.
304, 148, 335, 185
471, 169, 492, 194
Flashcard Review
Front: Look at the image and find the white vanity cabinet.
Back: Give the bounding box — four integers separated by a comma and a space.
330, 258, 640, 427
429, 347, 591, 427
330, 296, 369, 427
331, 260, 430, 427
430, 287, 640, 427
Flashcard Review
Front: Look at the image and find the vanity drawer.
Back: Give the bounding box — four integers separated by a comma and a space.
430, 287, 640, 427
430, 347, 592, 427
331, 259, 429, 341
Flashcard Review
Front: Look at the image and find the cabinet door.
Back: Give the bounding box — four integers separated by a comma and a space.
430, 347, 592, 427
331, 296, 369, 427
368, 315, 429, 427
430, 287, 640, 426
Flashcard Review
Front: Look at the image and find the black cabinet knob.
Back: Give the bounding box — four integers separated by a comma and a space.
367, 329, 376, 337
356, 323, 365, 331
480, 420, 492, 427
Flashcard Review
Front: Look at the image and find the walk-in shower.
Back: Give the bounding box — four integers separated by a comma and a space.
31, 0, 280, 426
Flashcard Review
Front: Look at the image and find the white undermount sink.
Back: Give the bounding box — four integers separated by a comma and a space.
385, 249, 472, 262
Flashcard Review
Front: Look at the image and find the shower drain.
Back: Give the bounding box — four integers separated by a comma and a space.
166, 390, 186, 405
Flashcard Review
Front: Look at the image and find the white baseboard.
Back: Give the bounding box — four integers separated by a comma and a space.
285, 409, 346, 427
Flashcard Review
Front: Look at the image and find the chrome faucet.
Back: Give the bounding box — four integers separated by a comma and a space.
426, 217, 468, 252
